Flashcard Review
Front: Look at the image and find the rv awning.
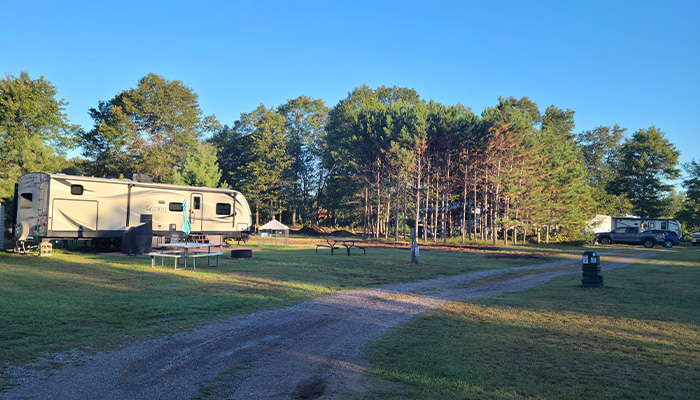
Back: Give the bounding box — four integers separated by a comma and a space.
258, 219, 290, 231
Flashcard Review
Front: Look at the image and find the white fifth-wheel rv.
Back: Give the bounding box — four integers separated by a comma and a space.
586, 215, 682, 236
14, 173, 253, 249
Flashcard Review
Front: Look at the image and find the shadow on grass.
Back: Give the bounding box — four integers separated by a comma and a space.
364, 248, 700, 400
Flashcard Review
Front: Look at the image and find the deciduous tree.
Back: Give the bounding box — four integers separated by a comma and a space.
0, 72, 78, 199
231, 105, 292, 226
577, 124, 632, 216
81, 73, 219, 182
277, 96, 328, 225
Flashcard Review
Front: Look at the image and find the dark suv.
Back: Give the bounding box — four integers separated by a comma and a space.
645, 230, 679, 248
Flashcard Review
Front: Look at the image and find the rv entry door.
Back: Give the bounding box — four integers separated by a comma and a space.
190, 193, 203, 232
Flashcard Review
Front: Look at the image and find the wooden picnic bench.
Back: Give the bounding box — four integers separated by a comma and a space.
316, 237, 365, 256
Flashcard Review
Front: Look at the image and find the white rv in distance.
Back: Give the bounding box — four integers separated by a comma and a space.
14, 173, 253, 250
586, 215, 682, 236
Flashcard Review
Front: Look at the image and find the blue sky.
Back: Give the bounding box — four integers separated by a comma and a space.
2, 0, 699, 180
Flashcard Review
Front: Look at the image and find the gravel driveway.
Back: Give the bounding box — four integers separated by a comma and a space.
3, 249, 657, 399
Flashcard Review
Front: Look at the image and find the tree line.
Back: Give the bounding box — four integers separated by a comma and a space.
2, 72, 698, 242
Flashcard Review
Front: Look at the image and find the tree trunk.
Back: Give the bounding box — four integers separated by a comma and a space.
462, 163, 467, 244
395, 177, 400, 241
482, 168, 488, 241
503, 198, 509, 246
363, 186, 368, 236
441, 184, 446, 243
487, 172, 491, 242
514, 165, 523, 246
402, 185, 407, 240
493, 159, 501, 246
376, 170, 381, 239
414, 172, 422, 251
443, 163, 449, 244
385, 187, 391, 240
473, 166, 477, 241
433, 176, 439, 242
424, 161, 430, 242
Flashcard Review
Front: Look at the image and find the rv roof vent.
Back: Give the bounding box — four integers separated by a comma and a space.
125, 173, 152, 183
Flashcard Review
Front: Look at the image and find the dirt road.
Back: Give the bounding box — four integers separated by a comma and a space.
3, 249, 657, 399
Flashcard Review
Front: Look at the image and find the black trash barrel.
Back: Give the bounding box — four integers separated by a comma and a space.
581, 251, 603, 287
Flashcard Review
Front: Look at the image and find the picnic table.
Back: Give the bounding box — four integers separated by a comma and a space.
316, 237, 365, 256
149, 242, 222, 270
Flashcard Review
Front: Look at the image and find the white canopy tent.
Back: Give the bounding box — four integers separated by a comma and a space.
257, 219, 290, 247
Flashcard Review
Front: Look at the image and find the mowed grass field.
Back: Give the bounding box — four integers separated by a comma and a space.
1, 240, 698, 399
364, 246, 700, 400
0, 240, 581, 366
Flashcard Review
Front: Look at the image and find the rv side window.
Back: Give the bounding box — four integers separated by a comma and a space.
71, 185, 83, 195
193, 196, 201, 210
19, 193, 33, 208
169, 202, 183, 212
661, 222, 667, 230
216, 203, 231, 215
648, 222, 655, 229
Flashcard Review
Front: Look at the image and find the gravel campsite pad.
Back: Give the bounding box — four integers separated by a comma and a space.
3, 250, 657, 399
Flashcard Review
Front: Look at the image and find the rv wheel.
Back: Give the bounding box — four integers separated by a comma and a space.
15, 221, 30, 241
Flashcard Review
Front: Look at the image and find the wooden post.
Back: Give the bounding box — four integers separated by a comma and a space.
411, 227, 419, 263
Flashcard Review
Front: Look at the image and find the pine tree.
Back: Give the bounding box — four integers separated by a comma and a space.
609, 127, 680, 218
676, 160, 700, 232
537, 106, 592, 242
172, 142, 222, 188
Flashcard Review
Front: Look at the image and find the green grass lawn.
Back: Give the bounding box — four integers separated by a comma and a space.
0, 242, 583, 366
364, 246, 700, 400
